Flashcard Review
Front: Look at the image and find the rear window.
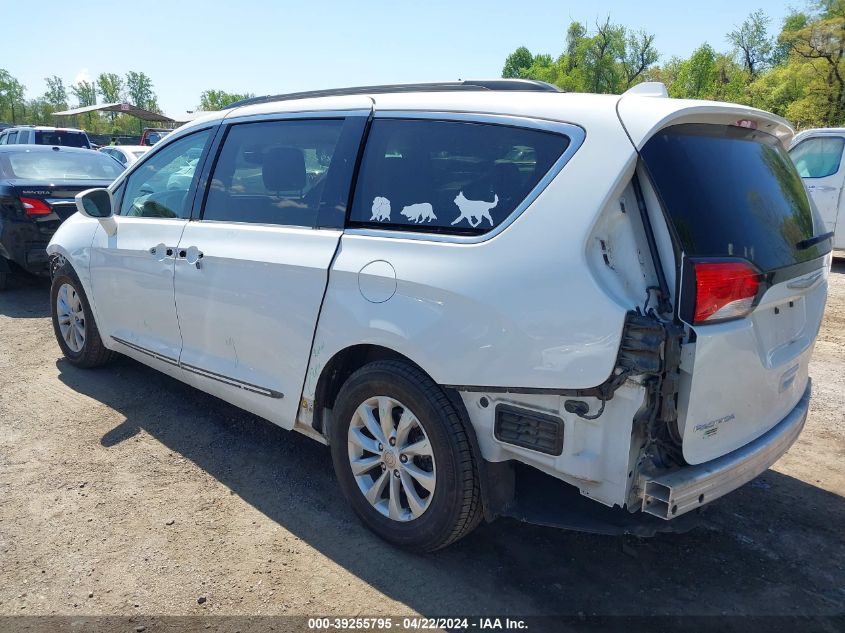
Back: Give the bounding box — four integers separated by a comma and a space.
641, 123, 830, 271
35, 130, 89, 148
0, 150, 123, 181
349, 119, 569, 234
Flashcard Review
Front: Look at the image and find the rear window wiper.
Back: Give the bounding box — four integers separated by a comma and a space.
796, 231, 834, 250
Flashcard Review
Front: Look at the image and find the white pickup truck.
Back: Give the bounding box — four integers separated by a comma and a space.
790, 128, 845, 255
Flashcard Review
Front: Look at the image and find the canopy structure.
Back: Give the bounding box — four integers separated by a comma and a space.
52, 102, 175, 123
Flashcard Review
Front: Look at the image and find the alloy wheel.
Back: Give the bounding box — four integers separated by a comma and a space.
56, 283, 86, 353
347, 396, 436, 522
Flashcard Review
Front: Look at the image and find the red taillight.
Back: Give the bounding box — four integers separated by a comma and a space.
20, 197, 52, 216
693, 261, 760, 324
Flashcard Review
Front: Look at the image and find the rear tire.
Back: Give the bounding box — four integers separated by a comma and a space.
330, 360, 482, 552
50, 266, 116, 368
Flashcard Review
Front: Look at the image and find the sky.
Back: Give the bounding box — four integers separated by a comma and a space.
0, 0, 795, 118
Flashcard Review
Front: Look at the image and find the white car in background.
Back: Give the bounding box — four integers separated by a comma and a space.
46, 80, 831, 551
790, 128, 845, 255
99, 145, 149, 169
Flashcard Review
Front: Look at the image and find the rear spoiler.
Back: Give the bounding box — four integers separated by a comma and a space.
617, 83, 795, 149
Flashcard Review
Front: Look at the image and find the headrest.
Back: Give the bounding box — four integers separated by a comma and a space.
262, 147, 305, 191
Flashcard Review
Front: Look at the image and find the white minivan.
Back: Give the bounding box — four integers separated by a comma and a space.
790, 128, 845, 255
47, 80, 831, 551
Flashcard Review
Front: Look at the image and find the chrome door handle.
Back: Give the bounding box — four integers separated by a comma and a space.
179, 246, 204, 269
149, 244, 174, 258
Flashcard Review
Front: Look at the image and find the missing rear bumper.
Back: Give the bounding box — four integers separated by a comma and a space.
641, 380, 811, 519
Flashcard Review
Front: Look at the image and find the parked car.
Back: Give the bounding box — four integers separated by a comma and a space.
0, 126, 93, 149
47, 80, 831, 551
139, 127, 172, 146
100, 145, 149, 168
0, 145, 123, 289
789, 128, 845, 255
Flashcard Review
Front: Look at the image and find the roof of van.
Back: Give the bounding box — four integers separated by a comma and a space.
173, 81, 795, 148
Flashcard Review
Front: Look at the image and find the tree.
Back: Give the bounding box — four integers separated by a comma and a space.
43, 75, 68, 111
622, 30, 659, 87
669, 44, 718, 99
728, 9, 774, 77
71, 80, 97, 128
198, 89, 255, 111
780, 1, 845, 126
126, 71, 158, 111
0, 69, 26, 123
71, 80, 97, 107
501, 19, 657, 94
582, 17, 626, 93
565, 21, 587, 70
502, 47, 534, 79
97, 73, 124, 103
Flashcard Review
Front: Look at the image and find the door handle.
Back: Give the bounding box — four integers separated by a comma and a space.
149, 244, 174, 258
178, 246, 204, 269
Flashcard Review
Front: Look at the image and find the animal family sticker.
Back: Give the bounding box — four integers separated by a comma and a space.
370, 191, 497, 227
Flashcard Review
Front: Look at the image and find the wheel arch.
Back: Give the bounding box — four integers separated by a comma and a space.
311, 343, 510, 522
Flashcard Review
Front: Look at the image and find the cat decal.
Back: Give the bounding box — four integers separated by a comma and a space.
370, 196, 391, 222
400, 202, 437, 223
452, 192, 498, 227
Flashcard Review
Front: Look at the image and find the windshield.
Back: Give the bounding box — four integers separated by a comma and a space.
641, 123, 830, 271
1, 150, 123, 181
35, 130, 89, 148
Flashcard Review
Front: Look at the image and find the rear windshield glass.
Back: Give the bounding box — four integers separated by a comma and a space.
641, 123, 830, 271
349, 119, 569, 235
0, 150, 123, 181
35, 130, 89, 148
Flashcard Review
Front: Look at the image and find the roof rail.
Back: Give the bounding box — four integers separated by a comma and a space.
227, 79, 561, 109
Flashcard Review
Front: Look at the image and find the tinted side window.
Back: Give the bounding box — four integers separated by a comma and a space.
349, 119, 569, 234
203, 119, 344, 227
7, 132, 17, 144
119, 129, 211, 218
789, 136, 845, 178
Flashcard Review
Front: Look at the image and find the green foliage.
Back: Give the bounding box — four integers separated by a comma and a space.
504, 18, 659, 95
0, 69, 26, 123
43, 76, 67, 111
96, 73, 124, 104
126, 71, 159, 113
71, 80, 97, 107
727, 9, 773, 76
502, 5, 845, 128
0, 68, 167, 134
198, 89, 255, 111
502, 47, 534, 78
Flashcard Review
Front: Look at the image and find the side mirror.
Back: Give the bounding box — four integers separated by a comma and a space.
75, 188, 113, 219
76, 188, 117, 236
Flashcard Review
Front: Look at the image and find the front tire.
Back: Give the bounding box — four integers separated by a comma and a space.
50, 267, 116, 368
330, 360, 482, 552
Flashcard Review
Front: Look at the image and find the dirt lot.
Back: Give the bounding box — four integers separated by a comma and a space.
0, 263, 843, 625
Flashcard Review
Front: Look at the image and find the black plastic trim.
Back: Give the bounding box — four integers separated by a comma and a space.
494, 404, 564, 456
110, 336, 283, 399
111, 336, 179, 366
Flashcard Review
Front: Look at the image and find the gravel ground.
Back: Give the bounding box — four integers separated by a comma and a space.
0, 263, 843, 622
